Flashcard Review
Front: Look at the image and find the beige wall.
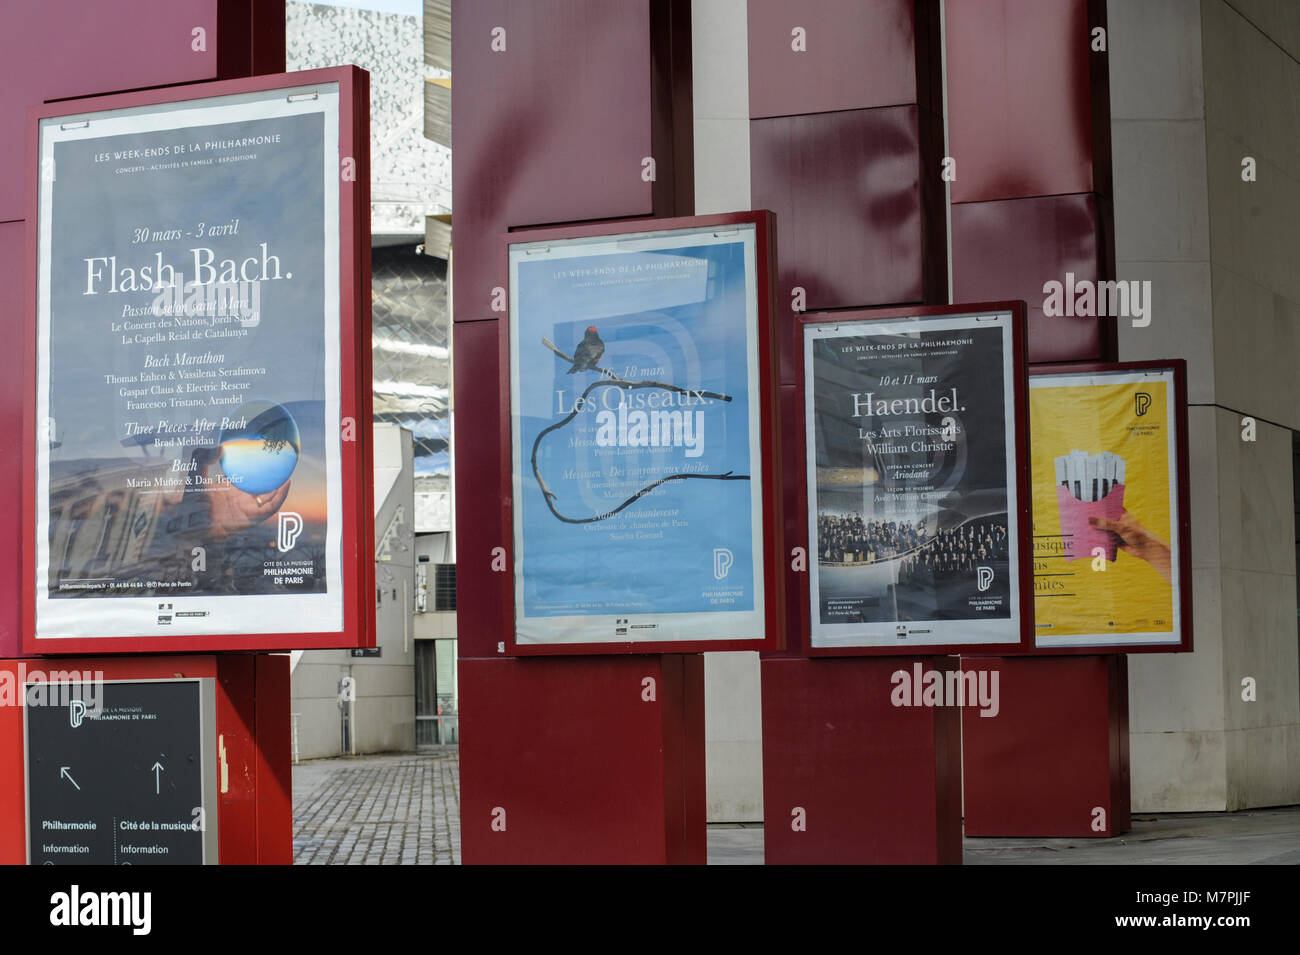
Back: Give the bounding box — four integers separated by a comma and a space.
1113, 0, 1300, 810
1204, 0, 1300, 808
692, 0, 765, 822
291, 425, 417, 760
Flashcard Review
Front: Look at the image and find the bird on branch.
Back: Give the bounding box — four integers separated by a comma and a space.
541, 331, 617, 380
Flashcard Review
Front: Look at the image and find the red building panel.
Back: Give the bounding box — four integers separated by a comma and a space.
0, 661, 24, 862
253, 653, 292, 865
0, 223, 22, 658
452, 319, 507, 660
0, 1, 286, 223
750, 105, 947, 381
762, 655, 962, 863
215, 0, 289, 81
451, 0, 671, 322
961, 655, 1130, 837
215, 654, 258, 863
950, 193, 1114, 363
946, 0, 1110, 204
772, 383, 809, 660
747, 0, 941, 118
459, 655, 705, 864
0, 1, 218, 220
213, 652, 295, 864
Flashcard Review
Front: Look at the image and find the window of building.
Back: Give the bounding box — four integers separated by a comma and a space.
415, 637, 457, 747
433, 563, 456, 611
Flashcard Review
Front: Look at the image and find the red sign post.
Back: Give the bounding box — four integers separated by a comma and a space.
962, 359, 1192, 837
6, 66, 372, 867
763, 301, 1030, 865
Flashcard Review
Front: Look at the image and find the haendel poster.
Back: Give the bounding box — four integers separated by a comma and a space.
1030, 369, 1181, 648
805, 311, 1022, 649
509, 224, 765, 646
35, 83, 344, 640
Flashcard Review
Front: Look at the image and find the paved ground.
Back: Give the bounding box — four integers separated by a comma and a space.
964, 809, 1300, 864
293, 749, 460, 864
293, 751, 1300, 864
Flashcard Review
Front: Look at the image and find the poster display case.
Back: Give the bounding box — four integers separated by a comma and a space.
800, 303, 1033, 656
22, 67, 373, 653
1026, 360, 1191, 654
500, 212, 783, 654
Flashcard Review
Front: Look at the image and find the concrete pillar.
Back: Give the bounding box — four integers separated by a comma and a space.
1110, 0, 1300, 810
692, 0, 765, 822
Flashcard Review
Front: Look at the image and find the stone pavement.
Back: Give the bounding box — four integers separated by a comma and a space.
292, 750, 1300, 864
712, 807, 1300, 864
293, 749, 460, 865
963, 808, 1300, 864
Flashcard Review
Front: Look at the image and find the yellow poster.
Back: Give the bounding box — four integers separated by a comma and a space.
1029, 370, 1181, 648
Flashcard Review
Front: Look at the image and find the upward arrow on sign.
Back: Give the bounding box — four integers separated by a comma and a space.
151, 762, 164, 795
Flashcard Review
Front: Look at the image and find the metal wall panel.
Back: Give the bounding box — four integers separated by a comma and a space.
459, 655, 705, 864
946, 0, 1109, 204
0, 223, 20, 657
750, 105, 946, 379
0, 1, 219, 220
762, 656, 962, 863
951, 193, 1113, 363
747, 0, 940, 118
451, 319, 505, 659
450, 0, 658, 321
961, 656, 1131, 837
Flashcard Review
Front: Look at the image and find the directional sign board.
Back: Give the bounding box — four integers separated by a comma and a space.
25, 679, 217, 864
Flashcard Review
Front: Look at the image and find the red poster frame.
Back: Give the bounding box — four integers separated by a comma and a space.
20, 67, 374, 655
796, 300, 1035, 657
497, 211, 784, 655
1018, 359, 1193, 656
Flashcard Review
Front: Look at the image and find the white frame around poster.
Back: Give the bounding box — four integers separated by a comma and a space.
506, 221, 769, 650
803, 308, 1026, 652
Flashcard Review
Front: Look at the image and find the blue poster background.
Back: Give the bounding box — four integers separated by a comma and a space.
515, 239, 756, 619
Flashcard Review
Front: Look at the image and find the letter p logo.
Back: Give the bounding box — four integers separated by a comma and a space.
1134, 392, 1151, 417
713, 548, 734, 580
976, 566, 994, 592
69, 700, 86, 728
277, 511, 303, 552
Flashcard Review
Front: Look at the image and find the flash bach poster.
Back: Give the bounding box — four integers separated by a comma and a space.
805, 312, 1023, 650
34, 83, 344, 641
509, 225, 765, 647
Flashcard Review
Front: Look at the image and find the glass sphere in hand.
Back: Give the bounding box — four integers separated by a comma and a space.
218, 400, 301, 495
